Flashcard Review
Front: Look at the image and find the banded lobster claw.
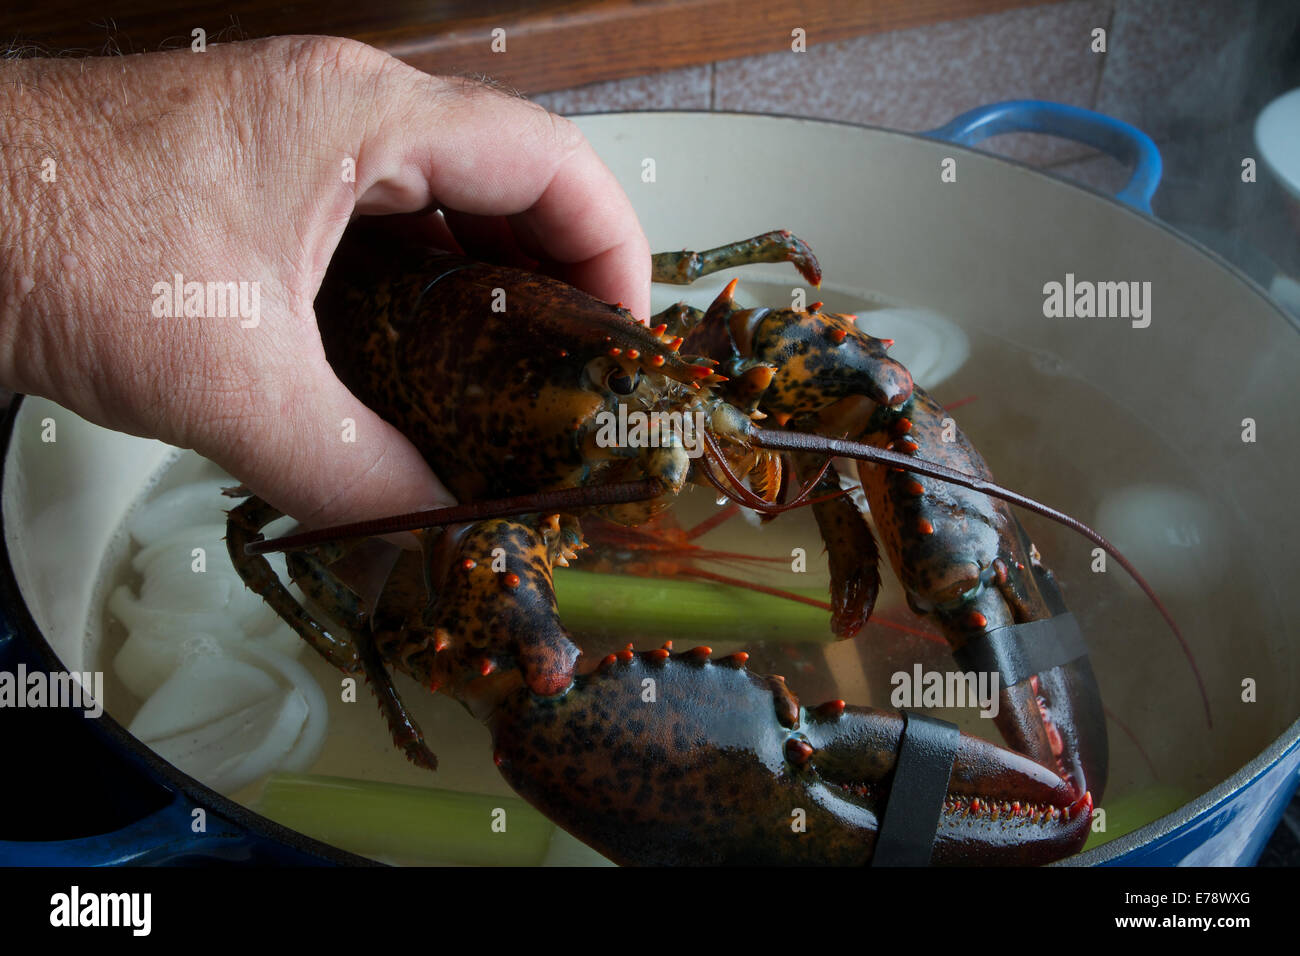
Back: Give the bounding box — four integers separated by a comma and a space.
487, 646, 1093, 866
232, 493, 1094, 867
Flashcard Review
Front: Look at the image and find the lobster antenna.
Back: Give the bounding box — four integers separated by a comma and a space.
242, 479, 665, 555
752, 427, 1211, 728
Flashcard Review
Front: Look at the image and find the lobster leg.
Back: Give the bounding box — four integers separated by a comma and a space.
356, 625, 439, 770
651, 230, 822, 286
286, 548, 367, 630
226, 493, 439, 766
649, 302, 705, 337
230, 501, 588, 765
788, 449, 882, 639
225, 493, 361, 673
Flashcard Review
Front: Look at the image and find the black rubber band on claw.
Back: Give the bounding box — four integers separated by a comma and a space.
872, 711, 959, 867
953, 612, 1087, 688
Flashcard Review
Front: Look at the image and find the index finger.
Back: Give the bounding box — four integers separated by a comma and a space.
354, 77, 651, 319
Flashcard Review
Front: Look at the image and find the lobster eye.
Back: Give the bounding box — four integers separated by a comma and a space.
606, 368, 641, 395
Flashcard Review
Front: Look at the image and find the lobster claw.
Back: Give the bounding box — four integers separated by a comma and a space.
804, 701, 1093, 866
488, 649, 1092, 866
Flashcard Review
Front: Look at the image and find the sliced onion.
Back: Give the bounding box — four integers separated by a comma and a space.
128, 480, 238, 546
113, 628, 233, 700
133, 523, 229, 573
114, 471, 328, 795
128, 655, 279, 741
146, 691, 306, 795
137, 537, 235, 612
109, 587, 244, 641
237, 644, 328, 772
218, 688, 311, 792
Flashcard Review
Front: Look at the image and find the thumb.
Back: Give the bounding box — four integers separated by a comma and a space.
200, 362, 455, 529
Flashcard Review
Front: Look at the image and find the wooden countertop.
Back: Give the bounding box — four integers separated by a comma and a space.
8, 0, 1054, 93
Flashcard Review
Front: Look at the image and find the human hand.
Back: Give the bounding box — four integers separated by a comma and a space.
0, 35, 650, 526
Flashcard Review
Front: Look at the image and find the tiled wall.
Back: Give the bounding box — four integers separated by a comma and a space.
533, 0, 1300, 268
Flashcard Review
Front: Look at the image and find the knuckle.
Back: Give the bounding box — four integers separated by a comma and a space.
430, 71, 520, 100
542, 111, 586, 154
276, 35, 392, 80
407, 72, 523, 124
494, 102, 588, 166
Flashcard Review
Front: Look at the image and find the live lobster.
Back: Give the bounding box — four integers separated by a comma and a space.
226, 227, 1186, 865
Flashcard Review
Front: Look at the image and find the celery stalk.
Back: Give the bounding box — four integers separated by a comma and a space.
552, 568, 834, 643
253, 773, 557, 866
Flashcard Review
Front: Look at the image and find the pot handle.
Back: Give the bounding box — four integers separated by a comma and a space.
0, 631, 254, 864
0, 792, 249, 865
0, 626, 344, 865
923, 100, 1163, 214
